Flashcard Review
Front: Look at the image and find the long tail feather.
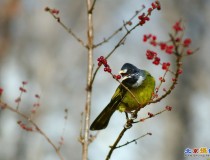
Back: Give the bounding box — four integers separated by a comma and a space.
90, 103, 116, 130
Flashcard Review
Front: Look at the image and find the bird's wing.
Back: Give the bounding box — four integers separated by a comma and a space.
109, 84, 128, 108
90, 84, 127, 130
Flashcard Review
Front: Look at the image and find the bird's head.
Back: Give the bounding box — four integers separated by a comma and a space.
119, 63, 146, 88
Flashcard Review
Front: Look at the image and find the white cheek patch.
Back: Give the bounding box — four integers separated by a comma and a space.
131, 75, 145, 88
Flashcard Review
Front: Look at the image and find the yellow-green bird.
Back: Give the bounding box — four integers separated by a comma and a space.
90, 63, 155, 130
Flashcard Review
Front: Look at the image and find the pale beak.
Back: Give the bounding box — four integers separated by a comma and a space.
119, 69, 127, 75
119, 69, 129, 80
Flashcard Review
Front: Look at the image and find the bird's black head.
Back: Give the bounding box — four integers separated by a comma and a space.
119, 63, 146, 88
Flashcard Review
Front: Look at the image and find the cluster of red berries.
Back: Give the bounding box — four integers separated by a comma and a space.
173, 21, 183, 32
146, 50, 172, 71
138, 13, 150, 26
143, 34, 174, 54
172, 21, 194, 55
146, 50, 160, 65
97, 56, 121, 80
97, 56, 112, 73
162, 62, 171, 70
138, 1, 161, 26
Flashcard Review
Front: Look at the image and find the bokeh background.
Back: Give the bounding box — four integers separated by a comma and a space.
0, 0, 210, 160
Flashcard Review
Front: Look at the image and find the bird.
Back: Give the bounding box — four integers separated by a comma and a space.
90, 63, 155, 130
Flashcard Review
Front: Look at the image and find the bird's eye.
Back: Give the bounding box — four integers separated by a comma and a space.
128, 69, 132, 73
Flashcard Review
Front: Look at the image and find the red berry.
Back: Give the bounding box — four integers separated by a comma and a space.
162, 62, 170, 70
22, 81, 28, 85
165, 106, 172, 111
19, 87, 27, 93
98, 62, 102, 66
0, 88, 3, 95
151, 3, 156, 9
165, 45, 174, 54
143, 35, 148, 42
148, 8, 153, 14
107, 68, 112, 73
144, 17, 150, 21
146, 50, 157, 60
183, 38, 191, 47
152, 36, 157, 41
159, 43, 166, 50
173, 21, 183, 32
178, 69, 183, 74
116, 75, 121, 79
172, 78, 176, 82
186, 49, 193, 55
152, 57, 160, 65
155, 1, 161, 10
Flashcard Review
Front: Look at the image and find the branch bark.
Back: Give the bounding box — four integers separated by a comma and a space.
82, 0, 94, 160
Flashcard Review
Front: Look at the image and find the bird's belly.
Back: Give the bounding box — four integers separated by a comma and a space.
118, 86, 153, 112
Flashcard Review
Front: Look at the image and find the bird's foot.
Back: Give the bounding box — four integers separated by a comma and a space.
124, 123, 132, 129
124, 121, 132, 129
130, 112, 137, 120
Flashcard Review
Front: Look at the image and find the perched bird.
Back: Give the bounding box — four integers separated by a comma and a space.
90, 63, 155, 130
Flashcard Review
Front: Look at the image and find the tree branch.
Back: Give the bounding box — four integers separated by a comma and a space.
45, 7, 87, 48
91, 22, 140, 85
82, 0, 94, 159
94, 7, 145, 48
0, 101, 64, 160
115, 132, 152, 149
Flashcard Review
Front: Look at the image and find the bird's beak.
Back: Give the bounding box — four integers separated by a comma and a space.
119, 69, 129, 80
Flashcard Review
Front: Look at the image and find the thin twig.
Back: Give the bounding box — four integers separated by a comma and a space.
106, 128, 127, 160
91, 22, 140, 85
136, 108, 168, 123
155, 69, 169, 96
0, 101, 64, 160
45, 7, 87, 48
94, 7, 145, 48
115, 132, 152, 149
89, 0, 97, 13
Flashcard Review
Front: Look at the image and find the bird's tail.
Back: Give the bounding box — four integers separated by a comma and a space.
90, 102, 116, 130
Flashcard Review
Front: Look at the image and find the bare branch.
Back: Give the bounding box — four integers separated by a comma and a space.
89, 0, 97, 13
106, 128, 127, 160
94, 7, 145, 48
91, 22, 139, 85
137, 108, 168, 123
45, 7, 87, 48
0, 101, 64, 160
115, 132, 152, 149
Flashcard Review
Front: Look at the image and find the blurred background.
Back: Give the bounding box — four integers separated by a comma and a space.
0, 0, 210, 160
